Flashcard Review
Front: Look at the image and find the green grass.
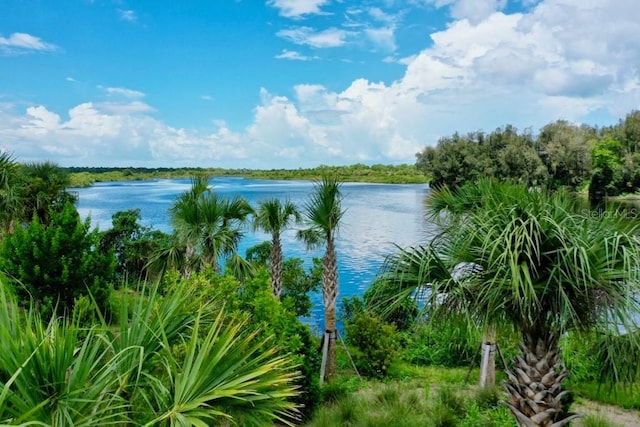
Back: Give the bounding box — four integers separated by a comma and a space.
305, 378, 516, 427
573, 383, 640, 410
305, 360, 516, 427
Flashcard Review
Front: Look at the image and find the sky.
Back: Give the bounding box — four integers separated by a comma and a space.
1, 0, 639, 169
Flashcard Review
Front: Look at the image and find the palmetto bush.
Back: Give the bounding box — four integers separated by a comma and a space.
0, 276, 301, 426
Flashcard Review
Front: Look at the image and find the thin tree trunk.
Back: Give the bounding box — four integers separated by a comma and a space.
322, 236, 338, 380
479, 324, 496, 388
271, 234, 283, 299
503, 332, 580, 427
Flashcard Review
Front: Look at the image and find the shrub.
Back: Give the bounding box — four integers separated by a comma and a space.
0, 202, 115, 316
404, 317, 480, 367
345, 310, 400, 378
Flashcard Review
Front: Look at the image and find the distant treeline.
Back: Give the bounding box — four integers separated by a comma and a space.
415, 110, 640, 201
65, 163, 428, 187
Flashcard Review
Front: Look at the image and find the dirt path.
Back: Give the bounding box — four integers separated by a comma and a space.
574, 400, 640, 426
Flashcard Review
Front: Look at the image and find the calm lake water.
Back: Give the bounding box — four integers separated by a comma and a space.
74, 177, 435, 331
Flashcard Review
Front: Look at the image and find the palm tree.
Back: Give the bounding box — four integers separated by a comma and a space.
169, 176, 253, 274
381, 179, 640, 426
253, 198, 301, 298
298, 175, 344, 381
21, 160, 72, 226
0, 152, 23, 238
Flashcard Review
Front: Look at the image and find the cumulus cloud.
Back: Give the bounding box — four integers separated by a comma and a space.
3, 0, 640, 168
277, 26, 352, 48
0, 32, 57, 54
267, 0, 330, 18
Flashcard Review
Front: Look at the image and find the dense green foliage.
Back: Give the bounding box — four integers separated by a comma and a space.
0, 202, 116, 316
416, 111, 640, 201
344, 310, 400, 379
99, 209, 169, 283
66, 163, 428, 187
0, 278, 301, 426
163, 267, 322, 420
0, 156, 76, 236
380, 179, 640, 425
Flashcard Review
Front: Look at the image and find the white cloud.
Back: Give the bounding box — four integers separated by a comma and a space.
275, 49, 315, 61
118, 9, 137, 23
0, 32, 57, 54
277, 27, 352, 48
428, 0, 508, 23
364, 27, 396, 52
103, 86, 146, 98
267, 0, 330, 18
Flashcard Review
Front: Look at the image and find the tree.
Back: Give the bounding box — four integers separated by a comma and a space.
416, 132, 488, 188
0, 152, 23, 238
298, 175, 345, 381
100, 209, 169, 282
169, 176, 253, 274
0, 202, 116, 315
589, 135, 624, 203
253, 198, 301, 298
381, 180, 640, 426
20, 161, 74, 226
537, 120, 595, 190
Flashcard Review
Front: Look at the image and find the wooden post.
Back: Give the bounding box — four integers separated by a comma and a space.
319, 330, 331, 385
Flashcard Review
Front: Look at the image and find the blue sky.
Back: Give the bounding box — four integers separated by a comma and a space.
1, 0, 639, 168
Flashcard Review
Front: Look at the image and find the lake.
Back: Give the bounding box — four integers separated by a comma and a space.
74, 177, 435, 331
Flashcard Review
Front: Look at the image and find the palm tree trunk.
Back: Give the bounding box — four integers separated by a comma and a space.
322, 236, 338, 380
503, 332, 579, 427
271, 235, 283, 299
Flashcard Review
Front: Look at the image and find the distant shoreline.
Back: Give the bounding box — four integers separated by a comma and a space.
65, 164, 430, 188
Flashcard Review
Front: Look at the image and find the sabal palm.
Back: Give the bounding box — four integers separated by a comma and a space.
382, 179, 640, 426
170, 176, 253, 273
21, 160, 72, 225
253, 198, 301, 298
0, 152, 23, 237
298, 175, 344, 380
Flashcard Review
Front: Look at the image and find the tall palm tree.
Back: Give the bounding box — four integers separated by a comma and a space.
298, 175, 344, 381
381, 179, 640, 426
169, 176, 253, 274
253, 198, 301, 298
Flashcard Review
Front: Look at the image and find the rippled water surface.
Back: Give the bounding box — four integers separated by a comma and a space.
74, 177, 435, 330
